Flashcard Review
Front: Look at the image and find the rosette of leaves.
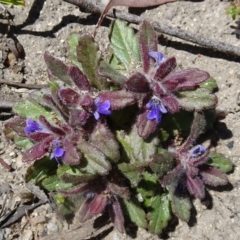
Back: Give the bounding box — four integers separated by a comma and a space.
4, 19, 233, 235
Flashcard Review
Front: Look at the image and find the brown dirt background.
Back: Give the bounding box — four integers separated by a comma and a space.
0, 0, 239, 239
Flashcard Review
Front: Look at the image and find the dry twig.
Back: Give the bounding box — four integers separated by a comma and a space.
63, 0, 240, 57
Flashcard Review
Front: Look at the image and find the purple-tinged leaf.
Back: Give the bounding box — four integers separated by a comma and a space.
89, 194, 107, 214
42, 94, 68, 120
189, 149, 209, 166
22, 136, 54, 162
200, 165, 229, 186
138, 20, 157, 73
99, 61, 127, 87
44, 51, 72, 85
161, 95, 179, 113
149, 151, 174, 178
107, 183, 130, 199
69, 109, 89, 127
176, 88, 217, 111
90, 122, 120, 162
77, 34, 108, 90
179, 112, 206, 153
28, 132, 52, 142
160, 164, 184, 191
68, 65, 91, 91
154, 57, 177, 80
4, 117, 26, 138
58, 183, 88, 195
163, 68, 210, 91
109, 197, 125, 234
58, 88, 80, 105
78, 138, 111, 175
125, 72, 150, 93
170, 194, 191, 222
98, 90, 136, 110
186, 175, 205, 199
78, 199, 95, 222
61, 139, 81, 165
136, 111, 158, 138
38, 116, 66, 136
78, 94, 93, 108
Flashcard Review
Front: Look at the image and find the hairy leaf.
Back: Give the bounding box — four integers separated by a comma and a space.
44, 51, 72, 85
78, 138, 111, 175
122, 199, 147, 228
90, 122, 120, 162
13, 99, 53, 120
138, 20, 157, 73
118, 163, 143, 186
199, 77, 218, 92
147, 195, 171, 234
149, 150, 174, 178
25, 157, 58, 184
109, 19, 140, 69
42, 175, 73, 191
176, 88, 217, 111
207, 152, 233, 173
99, 61, 127, 87
170, 194, 191, 222
67, 33, 82, 69
200, 165, 229, 186
77, 34, 108, 90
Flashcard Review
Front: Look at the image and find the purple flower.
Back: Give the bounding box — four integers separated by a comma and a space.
146, 96, 167, 123
50, 139, 65, 162
24, 118, 42, 134
148, 51, 165, 66
93, 97, 111, 120
189, 145, 206, 157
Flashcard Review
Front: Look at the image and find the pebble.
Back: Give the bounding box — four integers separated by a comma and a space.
47, 220, 59, 233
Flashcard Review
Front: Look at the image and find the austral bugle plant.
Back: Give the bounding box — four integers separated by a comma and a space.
4, 20, 233, 235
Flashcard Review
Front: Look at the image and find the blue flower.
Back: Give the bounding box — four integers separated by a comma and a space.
24, 118, 42, 134
146, 96, 167, 123
189, 145, 206, 157
93, 97, 111, 120
148, 51, 165, 66
50, 140, 65, 162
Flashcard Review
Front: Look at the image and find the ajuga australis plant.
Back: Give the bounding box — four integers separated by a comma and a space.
4, 20, 233, 235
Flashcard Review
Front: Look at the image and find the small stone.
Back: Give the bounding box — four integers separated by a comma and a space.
226, 141, 234, 149
47, 220, 59, 233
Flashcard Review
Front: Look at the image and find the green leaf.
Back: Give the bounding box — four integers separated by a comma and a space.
176, 88, 217, 111
159, 129, 169, 142
149, 149, 174, 178
76, 34, 108, 90
25, 157, 58, 184
117, 125, 158, 164
170, 194, 191, 222
118, 163, 142, 186
57, 165, 96, 184
148, 195, 171, 234
90, 122, 120, 163
13, 99, 53, 120
42, 175, 73, 191
77, 138, 111, 175
122, 199, 147, 228
99, 61, 127, 87
199, 77, 218, 92
109, 19, 140, 69
67, 33, 82, 69
0, 0, 24, 6
161, 110, 193, 137
207, 152, 233, 173
14, 135, 33, 149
